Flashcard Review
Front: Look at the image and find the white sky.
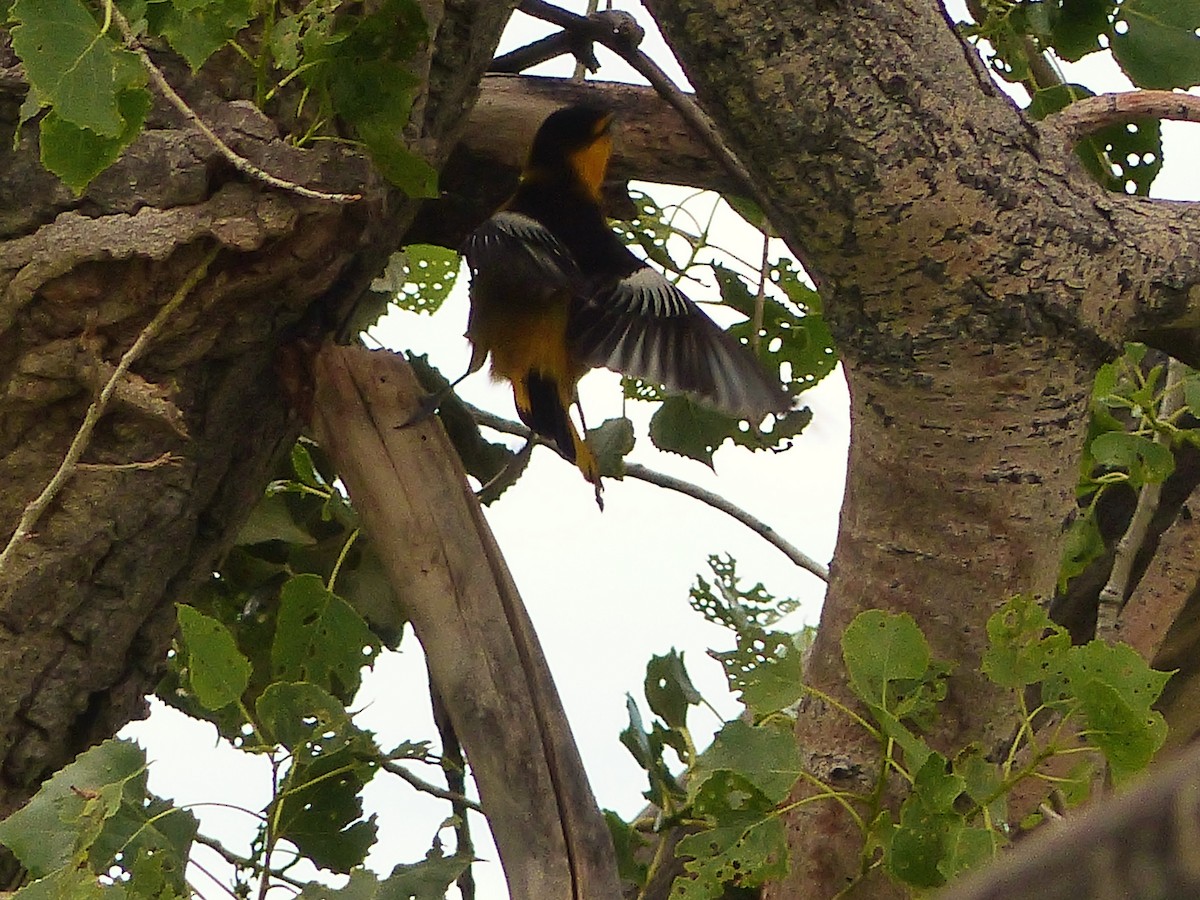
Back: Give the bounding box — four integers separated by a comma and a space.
121, 3, 1199, 898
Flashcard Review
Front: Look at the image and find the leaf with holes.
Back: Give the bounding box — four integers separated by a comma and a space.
1049, 0, 1115, 60
644, 650, 702, 731
690, 719, 802, 804
272, 574, 381, 701
711, 628, 806, 719
982, 595, 1071, 688
388, 244, 461, 314
673, 770, 788, 899
1111, 0, 1200, 90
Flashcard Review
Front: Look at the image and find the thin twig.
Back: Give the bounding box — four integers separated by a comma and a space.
624, 463, 828, 580
0, 247, 219, 577
378, 758, 484, 812
108, 4, 361, 204
1096, 358, 1186, 641
192, 832, 308, 891
1044, 90, 1200, 146
464, 401, 829, 581
75, 451, 183, 472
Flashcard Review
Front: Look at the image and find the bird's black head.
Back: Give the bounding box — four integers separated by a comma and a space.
524, 105, 615, 198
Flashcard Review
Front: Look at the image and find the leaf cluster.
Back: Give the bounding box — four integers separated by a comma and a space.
608, 559, 1171, 899
0, 438, 472, 898
964, 0, 1200, 196
6, 0, 435, 194
1060, 345, 1200, 589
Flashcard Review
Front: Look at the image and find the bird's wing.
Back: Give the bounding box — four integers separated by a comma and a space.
462, 210, 581, 292
569, 264, 792, 418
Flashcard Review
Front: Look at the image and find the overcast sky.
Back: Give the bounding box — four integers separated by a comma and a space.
122, 3, 1200, 898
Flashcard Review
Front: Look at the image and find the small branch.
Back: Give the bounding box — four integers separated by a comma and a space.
75, 451, 183, 472
0, 247, 219, 577
464, 401, 829, 581
378, 757, 484, 813
192, 832, 308, 891
1096, 358, 1186, 641
1044, 90, 1200, 146
623, 463, 828, 580
516, 0, 789, 233
109, 5, 361, 204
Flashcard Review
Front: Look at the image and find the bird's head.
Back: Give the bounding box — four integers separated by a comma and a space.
524, 105, 615, 201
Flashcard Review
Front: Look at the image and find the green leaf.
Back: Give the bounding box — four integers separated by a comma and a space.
383, 852, 475, 899
237, 492, 320, 546
1028, 84, 1163, 195
386, 244, 461, 314
689, 555, 802, 632
644, 650, 702, 731
604, 811, 650, 889
649, 395, 810, 466
272, 574, 382, 700
885, 753, 966, 889
1046, 640, 1172, 782
981, 595, 1071, 688
715, 263, 837, 397
39, 85, 150, 195
146, 0, 253, 71
619, 696, 684, 805
256, 681, 355, 750
588, 416, 635, 476
11, 0, 145, 135
674, 771, 788, 899
0, 739, 155, 877
177, 604, 252, 710
1050, 0, 1117, 61
691, 719, 803, 804
711, 628, 806, 719
1091, 431, 1175, 484
1058, 508, 1105, 592
1111, 0, 1200, 90
1072, 677, 1167, 783
842, 611, 930, 710
276, 741, 380, 873
937, 824, 1001, 882
8, 869, 108, 900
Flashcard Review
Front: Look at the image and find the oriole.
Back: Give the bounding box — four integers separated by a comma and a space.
462, 104, 791, 496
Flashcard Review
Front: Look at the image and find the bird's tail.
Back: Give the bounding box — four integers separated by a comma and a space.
515, 371, 600, 486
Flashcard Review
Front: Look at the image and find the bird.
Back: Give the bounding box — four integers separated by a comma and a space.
460, 103, 792, 501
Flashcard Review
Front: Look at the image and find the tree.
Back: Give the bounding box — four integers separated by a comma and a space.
1, 1, 1199, 898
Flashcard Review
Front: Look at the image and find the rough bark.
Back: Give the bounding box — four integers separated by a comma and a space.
0, 0, 517, 825
636, 0, 1200, 896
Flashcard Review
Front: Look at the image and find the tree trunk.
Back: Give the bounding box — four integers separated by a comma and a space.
0, 0, 517, 823
640, 0, 1200, 895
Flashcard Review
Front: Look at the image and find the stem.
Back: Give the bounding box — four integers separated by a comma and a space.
327, 527, 359, 593
0, 246, 218, 579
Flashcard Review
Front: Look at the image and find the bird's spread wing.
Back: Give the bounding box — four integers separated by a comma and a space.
462, 211, 580, 293
569, 264, 791, 418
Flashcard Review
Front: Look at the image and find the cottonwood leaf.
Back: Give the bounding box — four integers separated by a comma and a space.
177, 605, 251, 710
272, 574, 381, 700
1111, 0, 1200, 90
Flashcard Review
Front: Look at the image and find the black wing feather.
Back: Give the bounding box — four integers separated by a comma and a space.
569, 265, 790, 418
